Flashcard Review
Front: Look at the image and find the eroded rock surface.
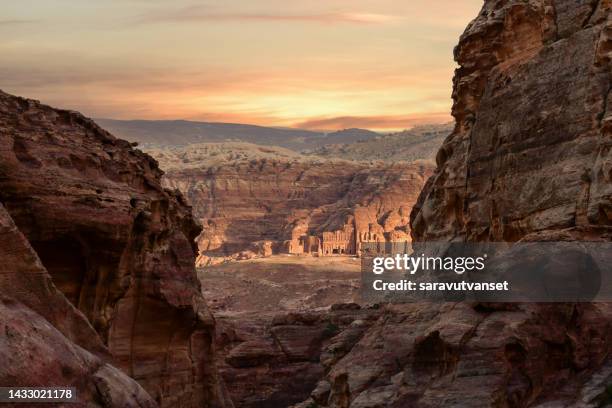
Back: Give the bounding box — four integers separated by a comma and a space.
302, 1, 612, 407
0, 202, 156, 407
215, 306, 381, 408
411, 0, 611, 242
0, 90, 230, 408
199, 252, 371, 408
149, 143, 433, 265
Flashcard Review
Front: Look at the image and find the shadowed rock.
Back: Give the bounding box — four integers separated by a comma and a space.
0, 90, 232, 408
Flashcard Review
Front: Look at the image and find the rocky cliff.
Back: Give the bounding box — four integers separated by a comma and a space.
214, 305, 381, 408
0, 202, 157, 407
0, 90, 230, 407
297, 1, 612, 407
411, 0, 611, 243
150, 143, 434, 265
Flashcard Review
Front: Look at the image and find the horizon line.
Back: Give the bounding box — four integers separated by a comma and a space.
94, 116, 455, 134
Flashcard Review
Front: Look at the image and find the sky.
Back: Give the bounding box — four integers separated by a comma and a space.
1, 1, 483, 131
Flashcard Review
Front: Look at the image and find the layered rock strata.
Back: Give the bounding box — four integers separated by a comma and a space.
0, 90, 230, 407
150, 144, 434, 265
0, 202, 157, 407
215, 305, 381, 408
299, 1, 612, 407
411, 0, 612, 242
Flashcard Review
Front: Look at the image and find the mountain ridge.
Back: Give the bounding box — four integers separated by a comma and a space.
95, 118, 384, 151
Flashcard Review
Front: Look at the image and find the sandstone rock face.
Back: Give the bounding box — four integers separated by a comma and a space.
306, 302, 612, 408
150, 143, 433, 265
215, 307, 381, 408
411, 0, 611, 242
305, 1, 612, 407
0, 202, 156, 407
0, 90, 230, 408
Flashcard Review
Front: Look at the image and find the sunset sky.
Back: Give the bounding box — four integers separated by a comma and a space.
2, 1, 483, 131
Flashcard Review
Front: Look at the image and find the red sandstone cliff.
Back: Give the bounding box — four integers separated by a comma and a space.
296, 1, 612, 407
0, 202, 157, 407
0, 90, 231, 407
411, 0, 612, 243
150, 143, 433, 265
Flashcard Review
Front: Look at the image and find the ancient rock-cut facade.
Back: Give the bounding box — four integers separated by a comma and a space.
285, 219, 407, 257
287, 234, 322, 255
322, 224, 355, 255
153, 146, 434, 265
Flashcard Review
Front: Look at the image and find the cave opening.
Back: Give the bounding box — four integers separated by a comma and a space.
31, 236, 88, 308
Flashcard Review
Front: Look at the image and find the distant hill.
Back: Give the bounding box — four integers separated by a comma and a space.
304, 123, 453, 162
148, 142, 303, 171
95, 119, 381, 151
322, 128, 381, 144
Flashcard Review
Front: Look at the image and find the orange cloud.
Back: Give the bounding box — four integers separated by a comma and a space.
135, 6, 401, 25
1, 0, 484, 130
294, 113, 452, 132
0, 19, 36, 26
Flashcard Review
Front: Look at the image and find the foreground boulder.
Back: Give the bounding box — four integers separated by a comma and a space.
0, 90, 231, 407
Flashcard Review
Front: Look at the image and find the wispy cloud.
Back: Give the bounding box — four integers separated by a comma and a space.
0, 19, 37, 26
294, 114, 451, 131
135, 5, 401, 25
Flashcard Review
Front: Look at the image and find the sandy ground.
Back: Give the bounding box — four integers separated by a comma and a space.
198, 255, 361, 316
